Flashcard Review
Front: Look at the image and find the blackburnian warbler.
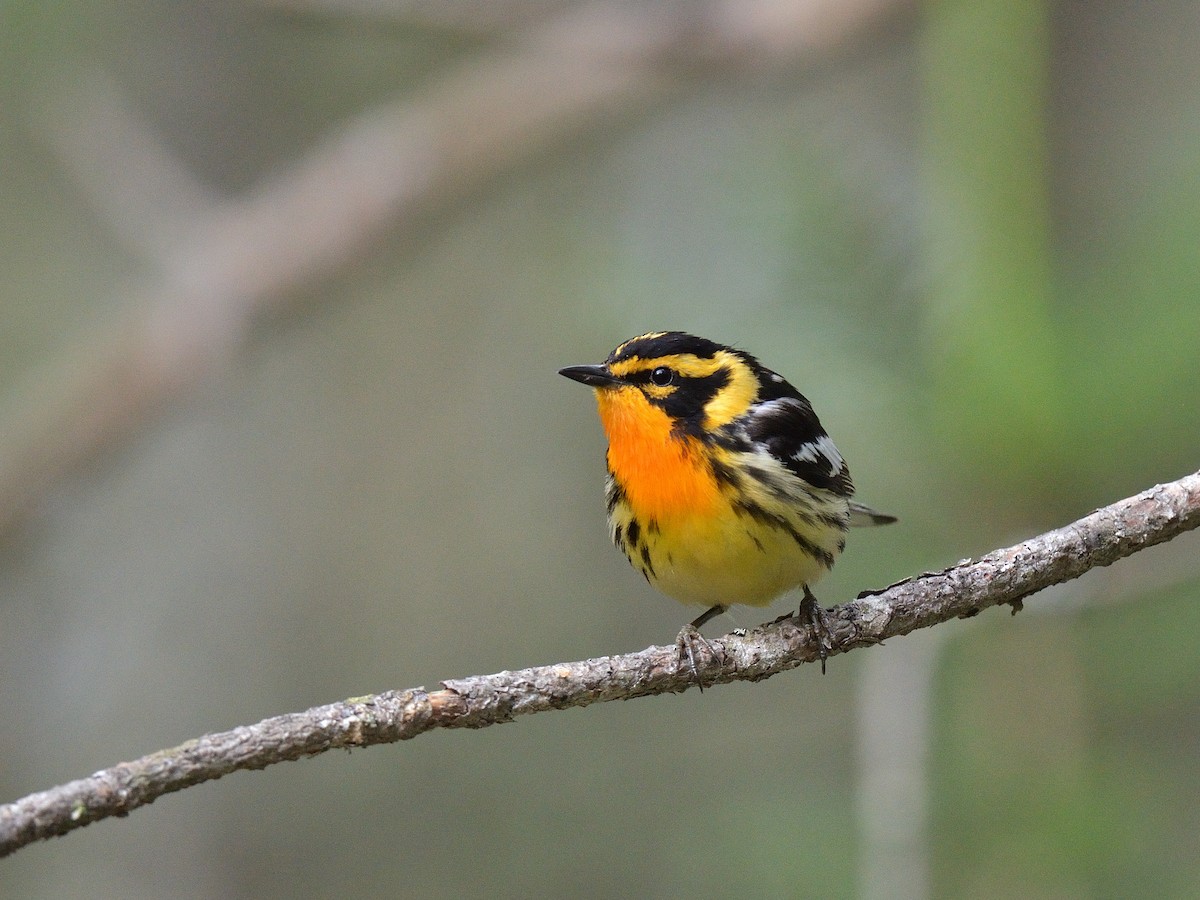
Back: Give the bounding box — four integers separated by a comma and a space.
560, 331, 895, 676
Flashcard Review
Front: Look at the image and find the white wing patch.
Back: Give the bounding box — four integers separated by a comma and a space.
792, 434, 843, 474
745, 397, 801, 422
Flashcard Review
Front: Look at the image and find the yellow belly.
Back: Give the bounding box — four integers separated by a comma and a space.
611, 494, 846, 609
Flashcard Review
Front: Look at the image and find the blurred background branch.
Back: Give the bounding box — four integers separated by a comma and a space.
257, 0, 574, 33
0, 0, 907, 536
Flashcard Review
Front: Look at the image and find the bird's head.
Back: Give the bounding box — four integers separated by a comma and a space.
558, 331, 764, 437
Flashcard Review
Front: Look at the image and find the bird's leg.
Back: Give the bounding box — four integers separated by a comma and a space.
690, 604, 727, 630
674, 604, 727, 689
797, 585, 834, 674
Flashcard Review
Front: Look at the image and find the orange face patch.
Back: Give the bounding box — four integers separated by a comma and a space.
594, 385, 721, 521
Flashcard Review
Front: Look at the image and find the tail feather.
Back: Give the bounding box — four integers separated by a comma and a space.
848, 501, 897, 527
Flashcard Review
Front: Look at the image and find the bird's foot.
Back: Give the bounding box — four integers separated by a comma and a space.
675, 625, 714, 689
797, 586, 835, 674
674, 624, 724, 691
673, 604, 729, 690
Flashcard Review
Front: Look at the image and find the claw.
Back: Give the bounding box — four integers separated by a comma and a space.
673, 604, 729, 690
675, 624, 714, 690
798, 585, 836, 674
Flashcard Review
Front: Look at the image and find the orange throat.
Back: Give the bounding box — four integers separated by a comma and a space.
595, 387, 720, 522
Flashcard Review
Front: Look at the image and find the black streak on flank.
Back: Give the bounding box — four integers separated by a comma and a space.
709, 455, 742, 490
734, 499, 835, 569
613, 523, 624, 550
640, 544, 657, 578
819, 511, 848, 530
625, 519, 641, 550
606, 479, 625, 514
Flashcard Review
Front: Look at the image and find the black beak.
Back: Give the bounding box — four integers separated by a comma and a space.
558, 364, 623, 388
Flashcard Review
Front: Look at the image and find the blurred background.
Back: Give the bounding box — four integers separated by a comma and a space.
2, 0, 1199, 896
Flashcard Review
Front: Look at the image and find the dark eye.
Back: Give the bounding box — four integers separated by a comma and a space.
650, 366, 674, 387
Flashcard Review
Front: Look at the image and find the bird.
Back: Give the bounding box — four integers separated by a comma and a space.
559, 331, 894, 679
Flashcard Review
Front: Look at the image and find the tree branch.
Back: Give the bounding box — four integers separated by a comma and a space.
2, 469, 1198, 857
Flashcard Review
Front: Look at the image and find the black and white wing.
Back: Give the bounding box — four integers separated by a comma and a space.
741, 396, 854, 498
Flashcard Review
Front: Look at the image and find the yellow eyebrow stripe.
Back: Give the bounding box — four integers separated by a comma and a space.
609, 353, 723, 379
